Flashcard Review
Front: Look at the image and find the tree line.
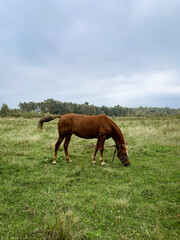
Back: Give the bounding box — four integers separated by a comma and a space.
0, 98, 180, 117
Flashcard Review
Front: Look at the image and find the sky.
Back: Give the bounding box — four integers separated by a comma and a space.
0, 0, 180, 109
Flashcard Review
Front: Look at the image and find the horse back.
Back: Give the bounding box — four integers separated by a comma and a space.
58, 114, 112, 139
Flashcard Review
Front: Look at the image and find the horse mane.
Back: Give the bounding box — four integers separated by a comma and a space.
108, 117, 125, 144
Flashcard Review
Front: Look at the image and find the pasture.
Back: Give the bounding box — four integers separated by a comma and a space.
0, 116, 179, 239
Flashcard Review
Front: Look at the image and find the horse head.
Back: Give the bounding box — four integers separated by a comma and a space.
117, 144, 130, 167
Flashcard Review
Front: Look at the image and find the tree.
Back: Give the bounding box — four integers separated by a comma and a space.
0, 104, 10, 116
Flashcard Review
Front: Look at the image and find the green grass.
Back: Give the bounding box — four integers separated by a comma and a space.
0, 116, 179, 239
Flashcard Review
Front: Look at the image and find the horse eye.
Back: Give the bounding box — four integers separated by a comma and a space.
123, 153, 126, 156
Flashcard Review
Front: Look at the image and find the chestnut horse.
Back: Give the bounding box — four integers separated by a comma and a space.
38, 113, 130, 166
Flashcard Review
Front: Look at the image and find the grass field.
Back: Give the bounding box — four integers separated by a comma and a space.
0, 116, 179, 239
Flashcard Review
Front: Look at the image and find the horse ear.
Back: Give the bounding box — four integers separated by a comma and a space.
121, 144, 128, 150
121, 144, 125, 149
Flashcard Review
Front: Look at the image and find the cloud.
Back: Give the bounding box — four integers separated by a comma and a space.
1, 55, 179, 108
106, 71, 180, 107
0, 0, 180, 108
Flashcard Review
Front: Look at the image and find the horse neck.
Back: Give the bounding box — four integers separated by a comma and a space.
111, 122, 125, 146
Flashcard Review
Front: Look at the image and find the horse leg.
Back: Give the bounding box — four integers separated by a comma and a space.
64, 134, 72, 163
99, 136, 106, 166
52, 136, 64, 164
92, 139, 99, 164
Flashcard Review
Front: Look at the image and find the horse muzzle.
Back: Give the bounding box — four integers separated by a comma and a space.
121, 159, 130, 167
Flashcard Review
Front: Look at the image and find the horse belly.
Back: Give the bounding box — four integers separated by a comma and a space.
73, 129, 98, 139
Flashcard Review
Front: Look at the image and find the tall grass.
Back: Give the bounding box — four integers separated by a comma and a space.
0, 116, 179, 239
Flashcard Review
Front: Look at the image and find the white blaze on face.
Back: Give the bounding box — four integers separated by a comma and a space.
124, 144, 128, 157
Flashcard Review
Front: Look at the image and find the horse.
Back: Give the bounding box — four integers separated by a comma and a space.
38, 113, 130, 166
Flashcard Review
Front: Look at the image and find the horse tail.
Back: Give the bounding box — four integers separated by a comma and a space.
38, 115, 61, 130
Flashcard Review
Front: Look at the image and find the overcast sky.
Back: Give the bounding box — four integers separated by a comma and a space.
0, 0, 180, 108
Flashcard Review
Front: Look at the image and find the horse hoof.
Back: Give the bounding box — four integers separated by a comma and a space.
52, 161, 57, 165
67, 159, 72, 163
92, 161, 96, 164
101, 162, 106, 166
